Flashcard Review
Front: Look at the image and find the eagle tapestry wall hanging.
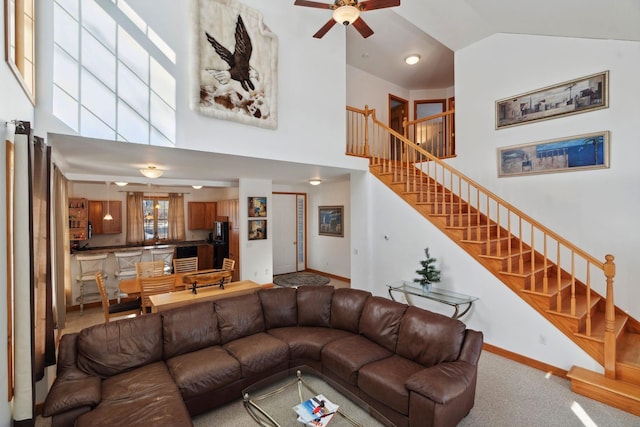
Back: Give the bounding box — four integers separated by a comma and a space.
191, 0, 278, 129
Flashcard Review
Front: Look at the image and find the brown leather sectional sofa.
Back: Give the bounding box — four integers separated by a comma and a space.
42, 286, 483, 427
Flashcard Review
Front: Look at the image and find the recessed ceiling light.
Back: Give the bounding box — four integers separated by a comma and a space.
405, 54, 420, 65
115, 182, 128, 186
309, 179, 322, 186
192, 185, 203, 189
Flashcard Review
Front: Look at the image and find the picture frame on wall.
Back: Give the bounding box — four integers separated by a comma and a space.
318, 206, 343, 237
248, 219, 267, 240
495, 71, 609, 129
497, 131, 610, 177
248, 196, 267, 217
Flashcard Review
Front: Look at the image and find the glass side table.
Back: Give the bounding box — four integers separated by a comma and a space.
387, 281, 478, 319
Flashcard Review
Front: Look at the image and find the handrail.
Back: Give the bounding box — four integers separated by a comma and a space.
346, 105, 617, 374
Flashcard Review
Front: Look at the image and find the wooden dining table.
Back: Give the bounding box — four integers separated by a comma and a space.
118, 269, 231, 297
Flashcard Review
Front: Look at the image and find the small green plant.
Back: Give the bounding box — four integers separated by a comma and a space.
414, 247, 441, 289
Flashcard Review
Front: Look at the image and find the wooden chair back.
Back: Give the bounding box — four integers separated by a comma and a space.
135, 260, 165, 278
221, 258, 235, 283
96, 272, 140, 323
138, 274, 175, 313
173, 257, 198, 274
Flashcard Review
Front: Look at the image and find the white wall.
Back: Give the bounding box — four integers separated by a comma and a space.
452, 34, 640, 320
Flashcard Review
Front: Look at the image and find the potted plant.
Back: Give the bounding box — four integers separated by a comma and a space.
414, 247, 440, 291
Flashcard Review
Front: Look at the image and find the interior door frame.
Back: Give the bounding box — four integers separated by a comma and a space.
272, 192, 306, 274
388, 94, 408, 160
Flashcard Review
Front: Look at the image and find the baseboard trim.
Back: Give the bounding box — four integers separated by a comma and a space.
483, 342, 568, 379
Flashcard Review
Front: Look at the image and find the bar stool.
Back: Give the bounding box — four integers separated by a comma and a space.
151, 247, 175, 274
114, 251, 142, 302
76, 253, 108, 314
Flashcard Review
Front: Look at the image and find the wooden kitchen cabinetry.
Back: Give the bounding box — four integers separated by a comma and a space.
197, 244, 214, 270
69, 197, 89, 241
188, 202, 216, 230
215, 199, 240, 281
88, 200, 122, 234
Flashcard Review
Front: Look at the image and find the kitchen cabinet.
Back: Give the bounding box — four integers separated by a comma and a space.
188, 202, 216, 230
69, 197, 88, 241
89, 200, 122, 234
197, 244, 213, 270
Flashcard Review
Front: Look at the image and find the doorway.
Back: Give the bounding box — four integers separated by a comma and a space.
389, 94, 408, 160
273, 193, 306, 275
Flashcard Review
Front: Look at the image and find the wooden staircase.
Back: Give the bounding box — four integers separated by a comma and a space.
346, 105, 640, 416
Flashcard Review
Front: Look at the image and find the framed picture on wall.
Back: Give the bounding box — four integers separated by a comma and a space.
495, 71, 609, 129
248, 219, 267, 240
248, 196, 267, 217
318, 206, 343, 237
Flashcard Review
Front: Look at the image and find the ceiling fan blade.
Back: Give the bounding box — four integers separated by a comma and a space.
352, 17, 374, 38
359, 0, 401, 11
313, 19, 338, 38
294, 0, 333, 9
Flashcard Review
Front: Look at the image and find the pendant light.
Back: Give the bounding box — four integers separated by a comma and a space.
104, 181, 113, 221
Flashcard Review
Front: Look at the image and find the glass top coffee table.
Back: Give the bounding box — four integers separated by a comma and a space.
242, 367, 388, 427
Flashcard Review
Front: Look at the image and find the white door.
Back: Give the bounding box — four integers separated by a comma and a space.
273, 194, 298, 275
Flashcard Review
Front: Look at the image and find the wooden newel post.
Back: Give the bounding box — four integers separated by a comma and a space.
363, 105, 370, 157
603, 254, 616, 379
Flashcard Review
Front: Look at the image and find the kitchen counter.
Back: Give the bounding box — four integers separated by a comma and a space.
71, 240, 211, 255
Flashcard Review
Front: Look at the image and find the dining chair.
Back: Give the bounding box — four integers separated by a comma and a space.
76, 253, 109, 314
151, 247, 175, 274
135, 260, 165, 278
95, 272, 141, 323
172, 257, 198, 274
222, 258, 236, 283
114, 251, 142, 302
138, 274, 176, 313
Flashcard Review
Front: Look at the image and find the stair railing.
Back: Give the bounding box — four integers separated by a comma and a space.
347, 105, 617, 376
402, 110, 456, 158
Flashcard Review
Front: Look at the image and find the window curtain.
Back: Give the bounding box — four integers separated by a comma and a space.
53, 166, 70, 329
126, 191, 144, 244
168, 193, 185, 241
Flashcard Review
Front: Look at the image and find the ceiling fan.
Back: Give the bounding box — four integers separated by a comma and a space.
294, 0, 401, 39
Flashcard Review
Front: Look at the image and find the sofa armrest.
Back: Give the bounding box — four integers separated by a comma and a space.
405, 360, 476, 405
42, 368, 101, 417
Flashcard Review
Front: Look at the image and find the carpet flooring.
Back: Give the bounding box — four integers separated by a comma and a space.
273, 272, 330, 287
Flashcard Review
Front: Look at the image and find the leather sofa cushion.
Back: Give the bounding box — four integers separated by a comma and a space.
396, 306, 466, 367
258, 287, 297, 328
77, 314, 163, 378
223, 332, 289, 378
297, 285, 334, 327
162, 301, 220, 359
215, 293, 265, 344
331, 288, 370, 333
360, 297, 407, 352
322, 335, 393, 385
358, 354, 424, 415
75, 362, 192, 427
166, 346, 242, 400
268, 326, 353, 360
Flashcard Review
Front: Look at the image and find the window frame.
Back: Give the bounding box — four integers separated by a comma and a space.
4, 0, 36, 104
142, 195, 169, 243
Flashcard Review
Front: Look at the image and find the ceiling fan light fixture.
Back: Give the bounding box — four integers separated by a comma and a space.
333, 5, 360, 26
405, 54, 421, 65
309, 179, 322, 186
139, 165, 164, 178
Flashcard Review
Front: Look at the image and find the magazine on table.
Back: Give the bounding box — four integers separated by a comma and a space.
293, 394, 339, 426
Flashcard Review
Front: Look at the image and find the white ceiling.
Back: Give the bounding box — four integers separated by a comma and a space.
51, 0, 640, 187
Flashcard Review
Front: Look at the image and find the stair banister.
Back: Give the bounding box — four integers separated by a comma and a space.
604, 254, 616, 378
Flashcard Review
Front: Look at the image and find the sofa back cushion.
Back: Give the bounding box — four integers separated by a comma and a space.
360, 297, 407, 352
77, 314, 163, 378
215, 292, 265, 344
396, 306, 467, 367
162, 301, 220, 359
297, 285, 334, 327
331, 288, 371, 333
259, 287, 297, 329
